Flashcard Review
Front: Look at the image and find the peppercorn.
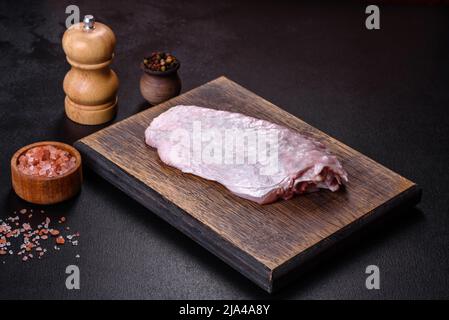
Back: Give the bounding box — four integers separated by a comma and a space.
143, 51, 178, 72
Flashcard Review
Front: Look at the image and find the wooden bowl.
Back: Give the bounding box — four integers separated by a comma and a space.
11, 141, 83, 205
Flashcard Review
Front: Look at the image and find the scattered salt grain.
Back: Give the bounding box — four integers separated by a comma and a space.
0, 210, 79, 263
56, 236, 65, 245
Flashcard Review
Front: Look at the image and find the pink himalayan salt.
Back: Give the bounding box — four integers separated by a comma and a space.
17, 145, 76, 177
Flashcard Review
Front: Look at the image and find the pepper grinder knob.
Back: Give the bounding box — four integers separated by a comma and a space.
83, 15, 95, 30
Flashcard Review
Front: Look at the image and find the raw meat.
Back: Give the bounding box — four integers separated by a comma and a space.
145, 105, 348, 204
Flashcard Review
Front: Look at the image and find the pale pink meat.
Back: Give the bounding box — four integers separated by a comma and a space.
145, 105, 348, 204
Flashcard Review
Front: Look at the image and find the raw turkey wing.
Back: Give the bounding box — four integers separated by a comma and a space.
145, 105, 348, 204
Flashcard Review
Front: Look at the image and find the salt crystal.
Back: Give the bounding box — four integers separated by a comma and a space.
17, 145, 76, 177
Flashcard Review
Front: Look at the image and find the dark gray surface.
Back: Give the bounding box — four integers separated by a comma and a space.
0, 0, 448, 299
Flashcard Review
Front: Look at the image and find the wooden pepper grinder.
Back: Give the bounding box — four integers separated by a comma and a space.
62, 15, 119, 125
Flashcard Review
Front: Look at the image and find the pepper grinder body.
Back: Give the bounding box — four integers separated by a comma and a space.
62, 17, 118, 125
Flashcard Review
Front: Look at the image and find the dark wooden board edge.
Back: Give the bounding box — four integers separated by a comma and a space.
271, 185, 422, 292
74, 141, 273, 292
76, 139, 421, 293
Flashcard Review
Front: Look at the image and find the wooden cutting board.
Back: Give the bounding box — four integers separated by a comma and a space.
75, 76, 421, 292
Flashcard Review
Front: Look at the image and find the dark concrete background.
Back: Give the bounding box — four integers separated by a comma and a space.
0, 0, 448, 299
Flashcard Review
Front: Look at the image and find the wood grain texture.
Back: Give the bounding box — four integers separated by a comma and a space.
75, 76, 420, 292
